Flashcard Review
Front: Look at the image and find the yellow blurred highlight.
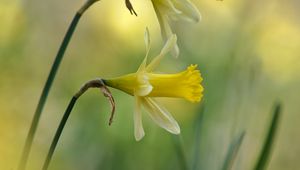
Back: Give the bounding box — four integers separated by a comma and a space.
0, 101, 23, 170
0, 1, 25, 45
90, 0, 160, 47
0, 1, 27, 169
257, 15, 300, 83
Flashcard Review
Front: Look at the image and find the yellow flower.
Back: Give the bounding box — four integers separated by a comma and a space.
151, 0, 201, 57
105, 29, 203, 141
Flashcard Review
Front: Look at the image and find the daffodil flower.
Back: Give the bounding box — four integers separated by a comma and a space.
151, 0, 201, 57
104, 29, 203, 141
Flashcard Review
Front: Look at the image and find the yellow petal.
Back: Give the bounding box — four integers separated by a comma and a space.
137, 28, 152, 72
152, 1, 171, 39
141, 97, 180, 134
152, 2, 180, 58
159, 34, 177, 57
135, 74, 153, 96
170, 42, 179, 58
146, 34, 177, 72
172, 0, 201, 22
163, 0, 182, 14
134, 96, 145, 141
144, 27, 151, 54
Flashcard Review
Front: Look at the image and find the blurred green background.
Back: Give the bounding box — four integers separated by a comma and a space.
1, 0, 300, 169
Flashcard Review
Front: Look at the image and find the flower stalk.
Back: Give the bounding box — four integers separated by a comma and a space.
18, 1, 100, 169
42, 79, 115, 170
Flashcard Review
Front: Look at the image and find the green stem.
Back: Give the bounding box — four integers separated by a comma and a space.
192, 105, 205, 170
18, 1, 99, 169
222, 131, 245, 170
254, 103, 281, 170
172, 135, 189, 170
42, 79, 109, 170
42, 97, 78, 170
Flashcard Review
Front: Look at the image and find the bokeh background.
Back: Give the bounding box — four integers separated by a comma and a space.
1, 0, 300, 169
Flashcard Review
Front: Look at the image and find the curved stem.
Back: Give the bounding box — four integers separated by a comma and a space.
42, 79, 114, 170
18, 12, 82, 170
18, 1, 99, 169
42, 97, 78, 170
